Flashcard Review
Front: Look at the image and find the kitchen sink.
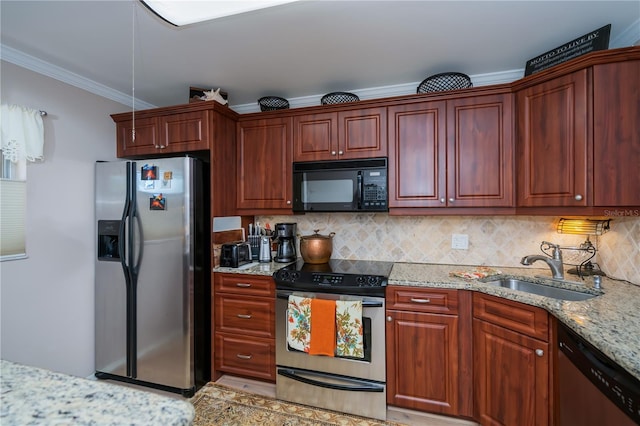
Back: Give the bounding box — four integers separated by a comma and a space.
482, 278, 598, 301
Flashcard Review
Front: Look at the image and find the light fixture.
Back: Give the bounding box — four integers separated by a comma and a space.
556, 218, 611, 276
141, 0, 300, 27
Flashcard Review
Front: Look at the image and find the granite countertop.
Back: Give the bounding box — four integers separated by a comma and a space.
215, 260, 292, 276
388, 262, 640, 383
215, 260, 640, 383
0, 360, 194, 425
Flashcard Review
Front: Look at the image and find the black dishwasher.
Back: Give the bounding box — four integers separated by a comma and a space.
557, 323, 640, 425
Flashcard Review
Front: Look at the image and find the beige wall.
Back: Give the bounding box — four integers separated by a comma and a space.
0, 61, 123, 377
260, 214, 640, 285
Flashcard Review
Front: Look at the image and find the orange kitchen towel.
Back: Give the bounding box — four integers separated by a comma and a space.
309, 298, 336, 357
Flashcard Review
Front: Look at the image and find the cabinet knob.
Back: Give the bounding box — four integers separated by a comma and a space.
410, 298, 431, 304
338, 150, 344, 155
535, 349, 544, 357
574, 194, 583, 201
286, 200, 291, 205
331, 151, 337, 155
448, 198, 454, 203
236, 283, 251, 288
236, 353, 253, 360
236, 314, 252, 319
386, 316, 392, 322
440, 198, 446, 203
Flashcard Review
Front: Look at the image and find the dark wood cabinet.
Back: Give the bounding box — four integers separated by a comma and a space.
112, 101, 239, 218
293, 111, 337, 161
388, 100, 446, 208
388, 93, 513, 209
516, 70, 589, 207
593, 60, 640, 207
386, 287, 472, 417
473, 293, 551, 426
115, 116, 159, 157
113, 108, 211, 157
213, 273, 276, 382
293, 107, 387, 161
236, 116, 293, 213
446, 95, 513, 207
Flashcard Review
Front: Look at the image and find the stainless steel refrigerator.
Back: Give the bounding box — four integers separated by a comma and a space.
94, 156, 210, 397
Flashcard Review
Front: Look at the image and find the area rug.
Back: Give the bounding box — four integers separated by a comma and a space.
190, 382, 404, 426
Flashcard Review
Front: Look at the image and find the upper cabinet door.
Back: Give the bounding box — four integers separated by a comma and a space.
115, 116, 159, 158
593, 60, 640, 207
293, 112, 338, 162
338, 107, 387, 160
516, 70, 589, 207
388, 101, 447, 208
236, 117, 293, 212
292, 107, 387, 161
446, 94, 514, 207
158, 110, 210, 152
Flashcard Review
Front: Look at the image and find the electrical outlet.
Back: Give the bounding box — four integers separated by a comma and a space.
451, 234, 469, 250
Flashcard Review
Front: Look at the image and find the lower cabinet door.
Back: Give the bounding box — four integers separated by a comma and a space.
473, 319, 549, 426
386, 310, 460, 415
215, 334, 275, 381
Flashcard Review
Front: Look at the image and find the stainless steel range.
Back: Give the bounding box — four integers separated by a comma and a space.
273, 259, 393, 420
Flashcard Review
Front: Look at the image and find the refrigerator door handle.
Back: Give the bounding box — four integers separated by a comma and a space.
119, 166, 132, 274
129, 187, 144, 278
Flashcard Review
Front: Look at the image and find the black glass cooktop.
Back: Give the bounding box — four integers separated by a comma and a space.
273, 259, 394, 296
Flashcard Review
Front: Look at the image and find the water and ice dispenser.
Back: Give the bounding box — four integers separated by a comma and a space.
97, 220, 121, 261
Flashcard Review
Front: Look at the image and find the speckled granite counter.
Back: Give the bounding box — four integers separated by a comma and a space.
214, 260, 640, 383
388, 262, 640, 383
215, 260, 293, 276
0, 360, 194, 425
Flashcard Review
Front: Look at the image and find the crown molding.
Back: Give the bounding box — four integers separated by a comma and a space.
1, 44, 156, 110
230, 68, 525, 114
2, 18, 637, 115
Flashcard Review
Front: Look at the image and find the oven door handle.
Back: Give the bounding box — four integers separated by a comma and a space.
277, 368, 384, 392
276, 291, 383, 307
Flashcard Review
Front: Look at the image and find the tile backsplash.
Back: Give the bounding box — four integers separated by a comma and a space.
258, 214, 640, 285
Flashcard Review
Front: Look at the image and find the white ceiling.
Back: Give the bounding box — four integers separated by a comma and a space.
2, 1, 639, 113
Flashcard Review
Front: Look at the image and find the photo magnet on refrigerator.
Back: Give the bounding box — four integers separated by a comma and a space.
150, 194, 166, 210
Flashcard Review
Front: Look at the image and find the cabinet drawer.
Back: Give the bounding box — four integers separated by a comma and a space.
473, 292, 548, 341
215, 295, 274, 338
387, 286, 458, 314
214, 273, 274, 297
215, 334, 275, 381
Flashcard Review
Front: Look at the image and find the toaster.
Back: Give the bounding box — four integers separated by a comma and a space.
219, 241, 252, 268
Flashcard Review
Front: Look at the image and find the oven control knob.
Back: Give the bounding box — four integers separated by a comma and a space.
277, 271, 299, 282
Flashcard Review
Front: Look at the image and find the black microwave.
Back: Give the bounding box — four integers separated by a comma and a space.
292, 157, 388, 212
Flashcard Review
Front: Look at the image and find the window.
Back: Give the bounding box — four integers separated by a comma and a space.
0, 104, 44, 260
0, 149, 27, 260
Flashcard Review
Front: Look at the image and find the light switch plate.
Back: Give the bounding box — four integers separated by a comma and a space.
452, 234, 469, 250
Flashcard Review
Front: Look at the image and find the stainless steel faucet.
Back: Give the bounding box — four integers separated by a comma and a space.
521, 241, 565, 280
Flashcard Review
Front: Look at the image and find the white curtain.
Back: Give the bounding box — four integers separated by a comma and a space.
1, 104, 45, 163
0, 104, 43, 259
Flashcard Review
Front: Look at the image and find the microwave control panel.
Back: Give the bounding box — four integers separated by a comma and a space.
361, 169, 387, 209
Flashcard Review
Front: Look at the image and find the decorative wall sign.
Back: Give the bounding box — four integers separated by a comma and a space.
524, 24, 611, 76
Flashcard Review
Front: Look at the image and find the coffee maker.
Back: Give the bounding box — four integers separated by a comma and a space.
274, 223, 297, 263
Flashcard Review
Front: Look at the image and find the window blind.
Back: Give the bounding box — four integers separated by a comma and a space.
0, 179, 26, 259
